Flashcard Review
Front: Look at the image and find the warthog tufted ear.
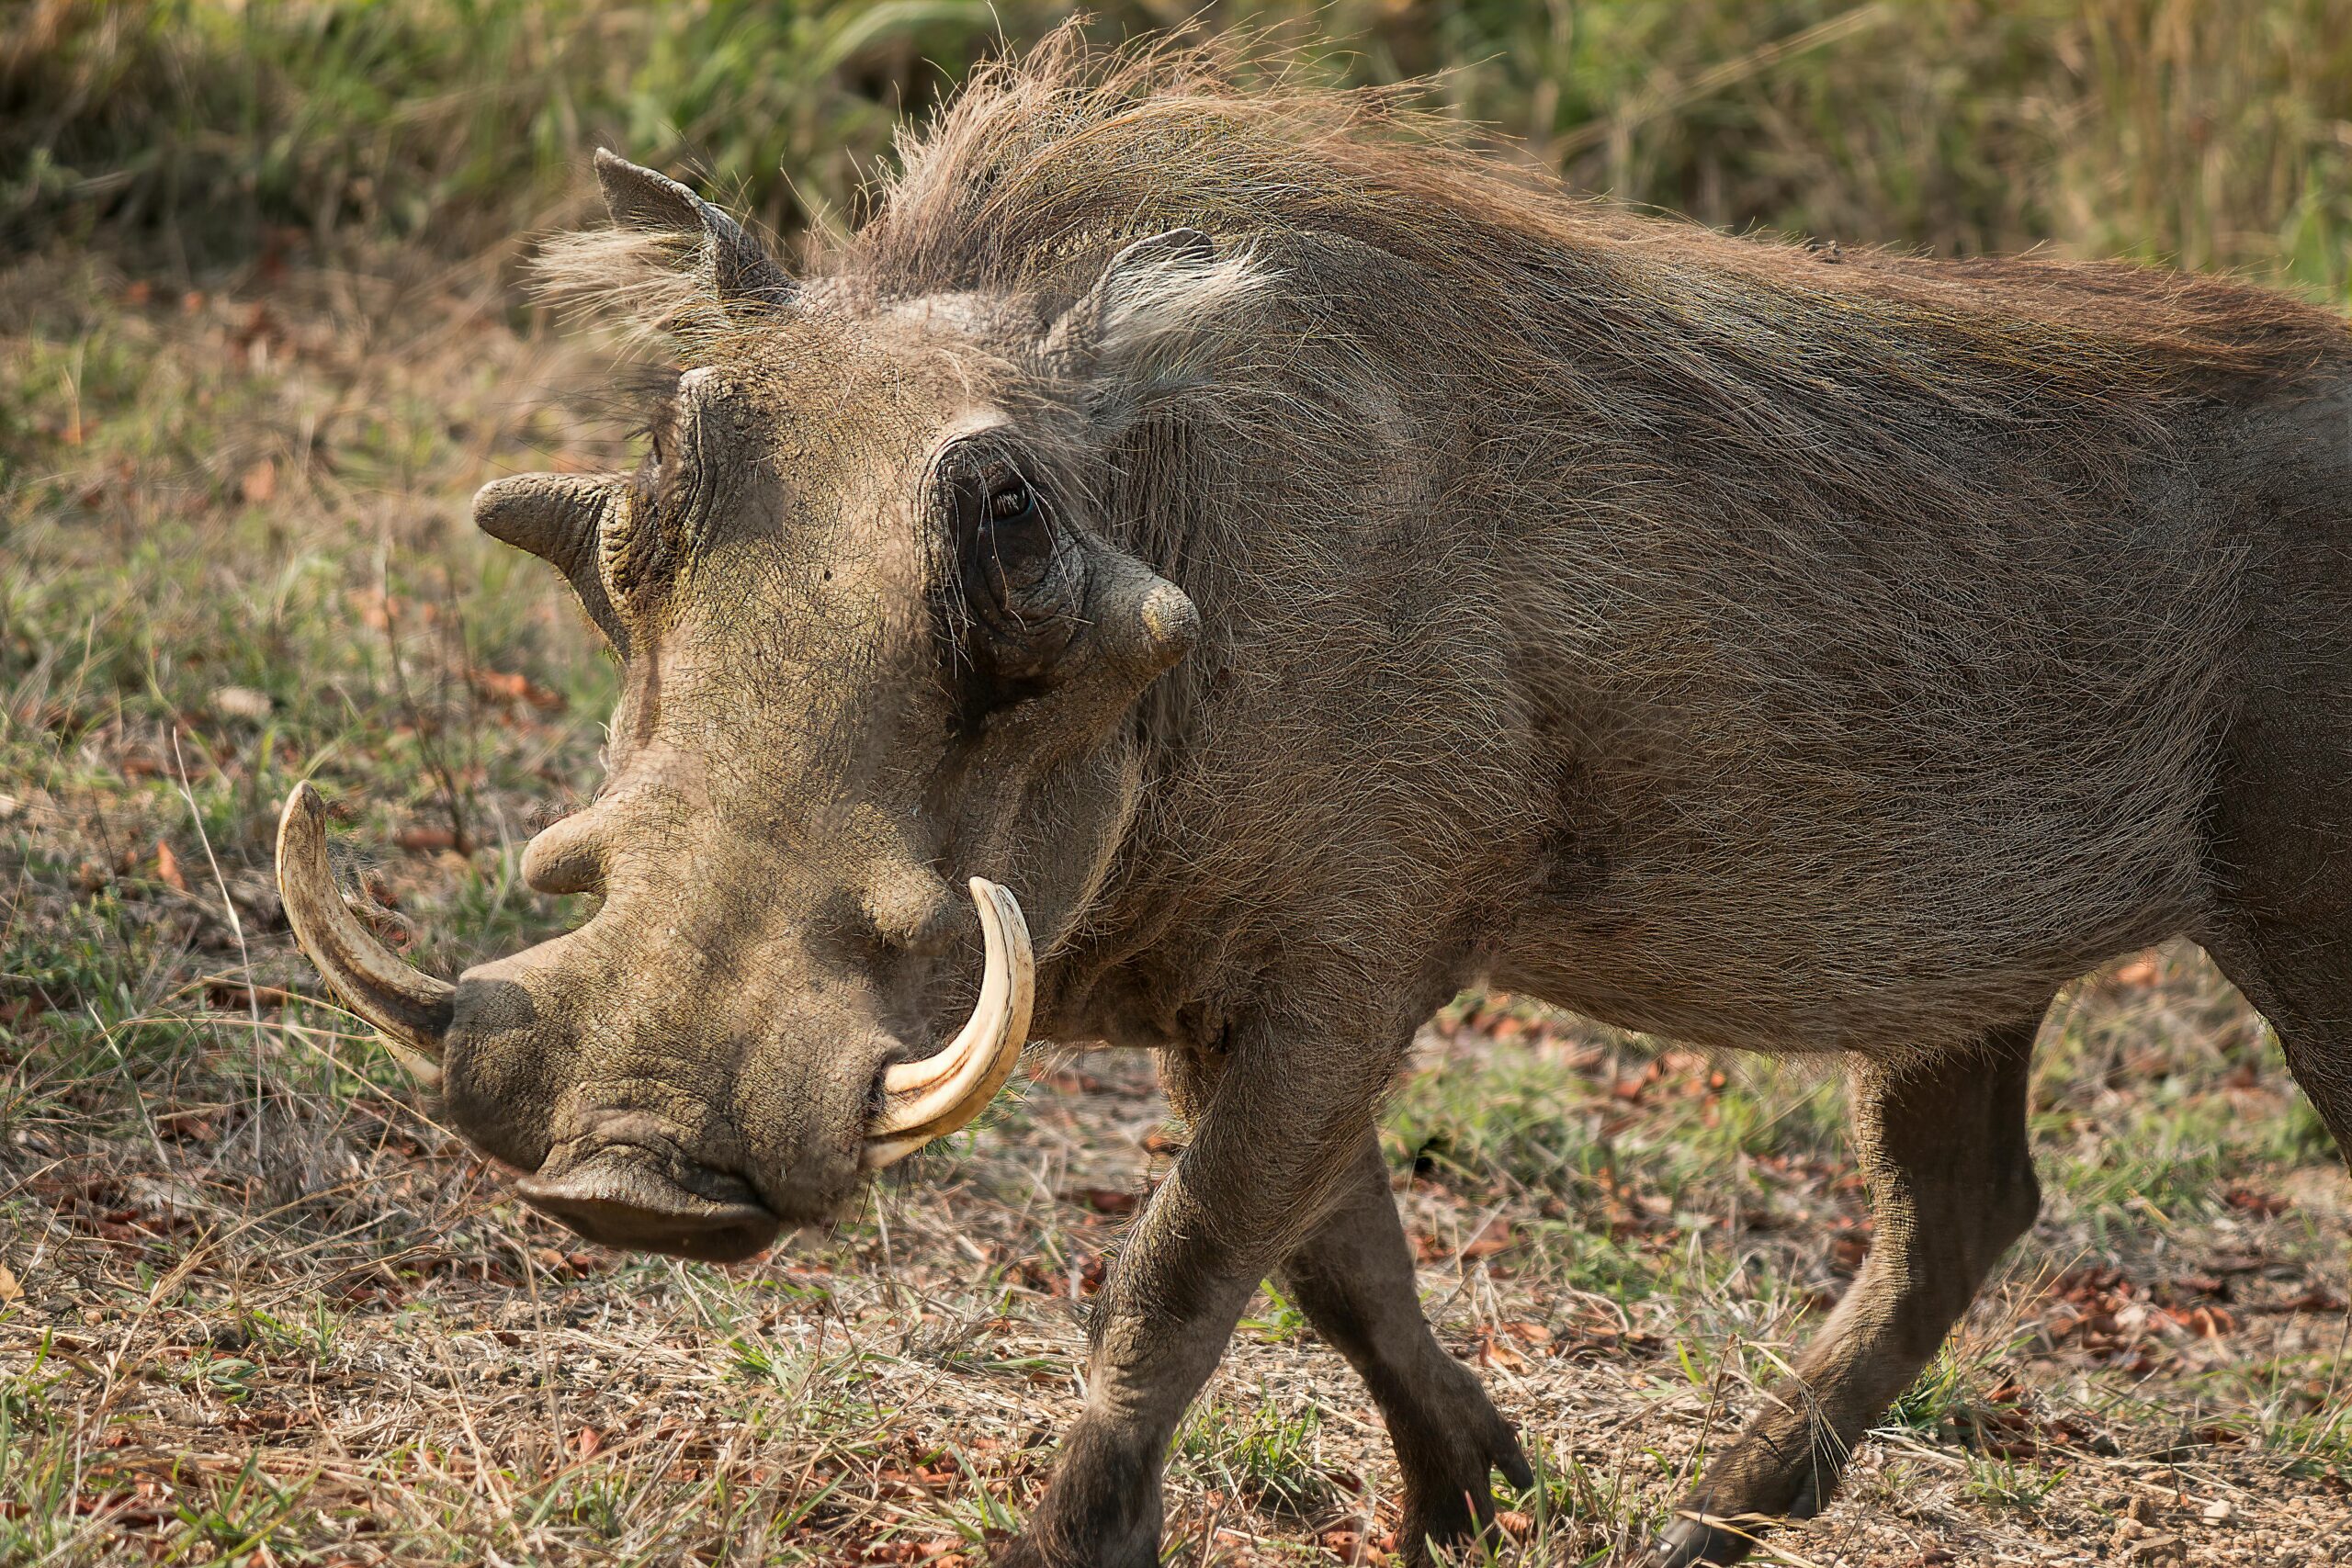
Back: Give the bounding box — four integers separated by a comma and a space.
593, 149, 795, 309
1046, 228, 1272, 407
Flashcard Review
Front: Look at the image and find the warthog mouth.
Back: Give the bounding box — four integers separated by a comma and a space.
515, 1145, 781, 1263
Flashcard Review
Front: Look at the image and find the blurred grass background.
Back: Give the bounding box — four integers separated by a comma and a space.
5, 0, 2350, 299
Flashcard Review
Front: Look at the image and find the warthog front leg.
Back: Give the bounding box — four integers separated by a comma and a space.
1277, 1132, 1533, 1560
1646, 1013, 2045, 1567
996, 1022, 1402, 1568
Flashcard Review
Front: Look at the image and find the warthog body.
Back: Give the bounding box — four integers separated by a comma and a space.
279, 33, 2352, 1567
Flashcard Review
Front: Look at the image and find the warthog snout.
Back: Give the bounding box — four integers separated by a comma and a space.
274, 784, 1034, 1259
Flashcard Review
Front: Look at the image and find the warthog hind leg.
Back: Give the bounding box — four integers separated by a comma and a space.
1645, 1012, 2046, 1567
1277, 1133, 1534, 1562
2206, 921, 2352, 1168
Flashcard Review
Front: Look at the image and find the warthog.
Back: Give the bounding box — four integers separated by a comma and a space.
275, 31, 2352, 1568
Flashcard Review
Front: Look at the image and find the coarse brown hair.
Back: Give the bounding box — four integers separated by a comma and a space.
537, 22, 2352, 1059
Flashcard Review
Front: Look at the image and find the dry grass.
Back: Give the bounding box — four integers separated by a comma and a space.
4, 247, 2349, 1565
7, 6, 2352, 1559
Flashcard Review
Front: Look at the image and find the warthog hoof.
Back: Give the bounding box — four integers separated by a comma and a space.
1645, 1512, 1758, 1567
989, 1524, 1156, 1568
1393, 1398, 1536, 1563
1645, 1473, 1824, 1567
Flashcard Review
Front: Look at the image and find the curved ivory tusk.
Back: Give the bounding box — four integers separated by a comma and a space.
861, 877, 1034, 1169
276, 782, 454, 1086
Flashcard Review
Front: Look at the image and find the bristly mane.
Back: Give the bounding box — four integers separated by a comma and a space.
849, 24, 2347, 404
544, 23, 2352, 496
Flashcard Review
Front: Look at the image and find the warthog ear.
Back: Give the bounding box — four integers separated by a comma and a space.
592, 149, 795, 310
1046, 228, 1271, 407
473, 473, 632, 655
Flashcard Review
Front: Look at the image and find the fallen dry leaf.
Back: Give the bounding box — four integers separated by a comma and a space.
240, 457, 277, 504
0, 1261, 21, 1303
210, 685, 273, 722
1460, 1219, 1514, 1260
2223, 1186, 2292, 1218
155, 839, 188, 893
469, 667, 564, 711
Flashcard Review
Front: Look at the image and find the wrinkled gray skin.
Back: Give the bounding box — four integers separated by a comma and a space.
406, 95, 2352, 1567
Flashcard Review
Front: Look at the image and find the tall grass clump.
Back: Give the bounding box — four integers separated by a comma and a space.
0, 0, 1031, 260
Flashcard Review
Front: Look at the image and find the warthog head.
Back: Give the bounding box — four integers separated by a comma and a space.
277, 151, 1250, 1259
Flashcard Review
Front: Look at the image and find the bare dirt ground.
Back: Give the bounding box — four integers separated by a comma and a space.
5, 259, 2348, 1566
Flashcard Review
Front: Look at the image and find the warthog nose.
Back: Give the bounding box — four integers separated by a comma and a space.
514, 1148, 780, 1264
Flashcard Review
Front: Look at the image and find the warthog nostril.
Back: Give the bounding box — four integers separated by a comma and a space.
515, 1149, 779, 1264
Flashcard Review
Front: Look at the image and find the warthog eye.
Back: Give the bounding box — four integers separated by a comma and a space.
973, 459, 1047, 564
969, 462, 1057, 608
939, 443, 1082, 681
